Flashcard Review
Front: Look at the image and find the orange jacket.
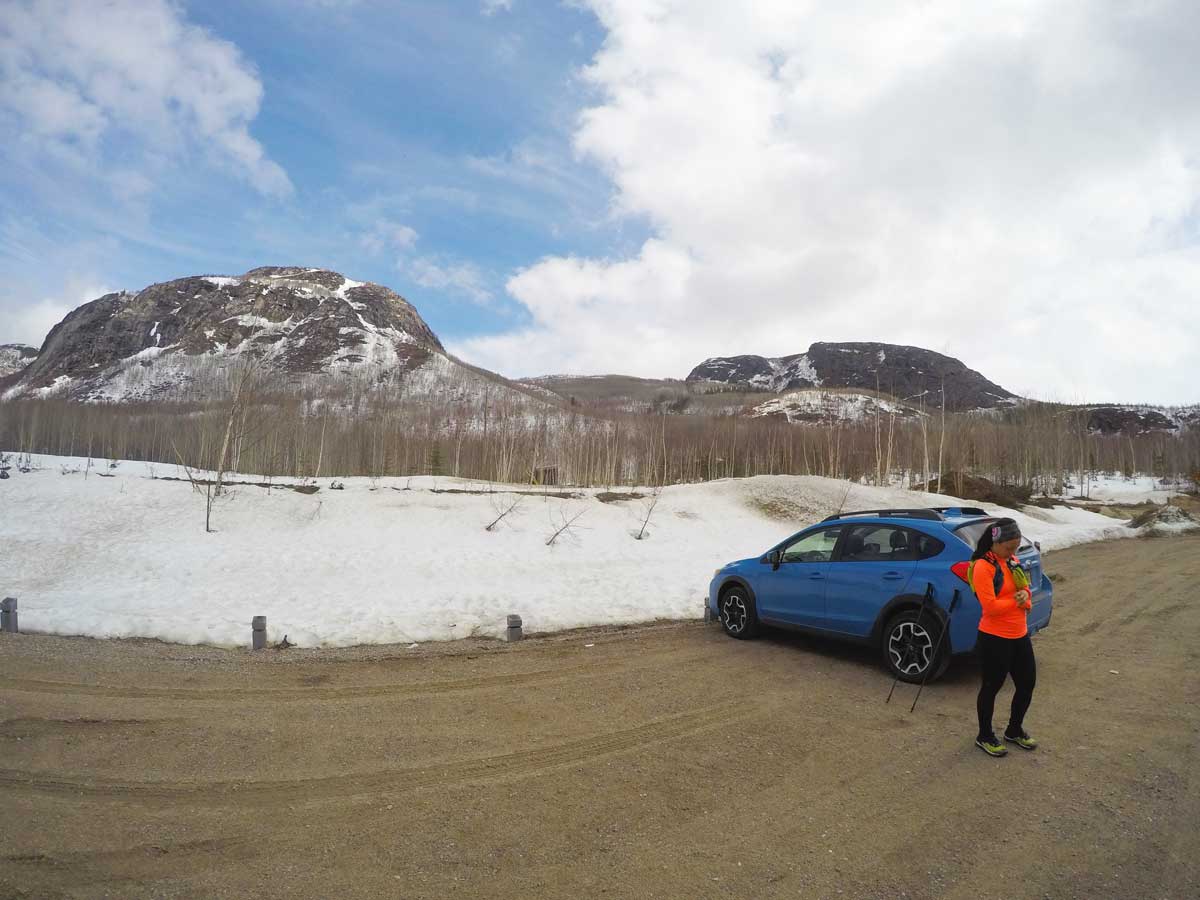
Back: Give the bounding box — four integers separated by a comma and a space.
971, 553, 1029, 639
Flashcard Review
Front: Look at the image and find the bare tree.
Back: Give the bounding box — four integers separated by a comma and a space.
936, 377, 947, 494
546, 505, 586, 546
634, 486, 662, 540
485, 493, 523, 532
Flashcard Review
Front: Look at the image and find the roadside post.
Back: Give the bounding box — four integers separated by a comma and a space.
252, 615, 267, 650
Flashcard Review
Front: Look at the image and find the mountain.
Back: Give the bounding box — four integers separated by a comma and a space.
687, 342, 1018, 411
520, 374, 924, 426
1086, 405, 1200, 435
0, 343, 37, 378
1, 267, 544, 409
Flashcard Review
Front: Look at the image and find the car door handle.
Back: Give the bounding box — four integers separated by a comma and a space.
809, 573, 824, 580
882, 572, 904, 580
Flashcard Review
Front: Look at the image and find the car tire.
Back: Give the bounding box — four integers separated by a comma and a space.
719, 584, 759, 639
882, 609, 950, 684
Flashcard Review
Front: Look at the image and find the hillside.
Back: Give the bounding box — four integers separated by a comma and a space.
687, 342, 1017, 411
1, 268, 549, 413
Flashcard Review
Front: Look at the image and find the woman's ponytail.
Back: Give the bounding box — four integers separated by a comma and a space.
973, 516, 1019, 560
972, 527, 994, 561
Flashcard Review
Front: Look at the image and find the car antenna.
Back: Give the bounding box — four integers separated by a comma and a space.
833, 482, 852, 518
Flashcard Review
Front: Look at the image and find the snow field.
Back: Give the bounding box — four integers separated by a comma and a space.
1048, 473, 1189, 505
0, 454, 1142, 649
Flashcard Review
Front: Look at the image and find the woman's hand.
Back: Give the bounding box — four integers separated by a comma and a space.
1015, 589, 1032, 610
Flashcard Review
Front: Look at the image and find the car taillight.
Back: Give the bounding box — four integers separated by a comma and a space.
951, 561, 970, 582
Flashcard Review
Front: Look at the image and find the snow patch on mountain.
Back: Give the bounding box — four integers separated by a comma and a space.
752, 390, 920, 425
0, 343, 38, 378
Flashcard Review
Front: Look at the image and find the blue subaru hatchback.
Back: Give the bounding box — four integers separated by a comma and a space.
708, 508, 1053, 682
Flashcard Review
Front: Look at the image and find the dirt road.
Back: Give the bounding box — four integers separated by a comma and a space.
2, 534, 1197, 899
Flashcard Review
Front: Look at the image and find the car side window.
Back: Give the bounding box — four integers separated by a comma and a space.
780, 526, 842, 563
915, 532, 944, 560
840, 525, 920, 562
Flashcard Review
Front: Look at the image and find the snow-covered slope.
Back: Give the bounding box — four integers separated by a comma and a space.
0, 343, 37, 378
1, 453, 1137, 648
751, 390, 922, 424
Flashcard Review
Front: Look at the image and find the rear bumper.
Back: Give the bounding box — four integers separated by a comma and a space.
1028, 605, 1052, 636
1027, 573, 1053, 635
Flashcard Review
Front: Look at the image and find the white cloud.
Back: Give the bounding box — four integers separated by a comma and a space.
0, 277, 111, 348
0, 0, 291, 197
361, 220, 419, 254
481, 0, 513, 16
405, 257, 492, 305
459, 0, 1200, 403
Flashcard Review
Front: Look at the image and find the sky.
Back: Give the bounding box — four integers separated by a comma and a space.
1, 0, 1198, 405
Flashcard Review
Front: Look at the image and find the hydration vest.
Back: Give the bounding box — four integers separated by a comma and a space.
968, 553, 1030, 597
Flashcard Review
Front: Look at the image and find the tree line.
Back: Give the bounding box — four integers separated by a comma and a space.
2, 387, 1196, 496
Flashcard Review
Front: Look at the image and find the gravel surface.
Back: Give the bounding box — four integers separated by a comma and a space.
1, 534, 1197, 899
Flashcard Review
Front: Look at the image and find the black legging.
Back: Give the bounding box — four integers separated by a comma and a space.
976, 631, 1036, 740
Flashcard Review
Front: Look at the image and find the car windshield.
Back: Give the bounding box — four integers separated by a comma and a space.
952, 519, 1035, 553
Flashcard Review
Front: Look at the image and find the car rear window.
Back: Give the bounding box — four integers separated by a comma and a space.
952, 520, 1034, 552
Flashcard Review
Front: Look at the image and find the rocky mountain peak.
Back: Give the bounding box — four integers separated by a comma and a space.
688, 341, 1017, 411
4, 268, 447, 401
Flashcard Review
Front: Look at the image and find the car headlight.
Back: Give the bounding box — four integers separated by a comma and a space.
713, 568, 724, 577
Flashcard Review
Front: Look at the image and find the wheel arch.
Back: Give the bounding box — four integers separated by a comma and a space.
717, 575, 757, 606
869, 592, 948, 647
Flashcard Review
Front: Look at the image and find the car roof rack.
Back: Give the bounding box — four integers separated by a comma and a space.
822, 508, 944, 522
932, 506, 989, 517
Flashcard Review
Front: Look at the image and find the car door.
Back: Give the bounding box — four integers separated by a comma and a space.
823, 524, 919, 636
754, 525, 842, 628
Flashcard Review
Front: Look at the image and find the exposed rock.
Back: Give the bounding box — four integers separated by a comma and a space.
3, 268, 454, 402
1086, 405, 1199, 435
0, 343, 37, 378
688, 341, 1017, 411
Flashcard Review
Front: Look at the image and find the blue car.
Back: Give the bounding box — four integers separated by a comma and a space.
708, 508, 1053, 682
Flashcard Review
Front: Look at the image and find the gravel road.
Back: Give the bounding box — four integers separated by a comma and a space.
1, 534, 1197, 899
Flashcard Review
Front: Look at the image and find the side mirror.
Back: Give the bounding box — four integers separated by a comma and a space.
768, 550, 782, 570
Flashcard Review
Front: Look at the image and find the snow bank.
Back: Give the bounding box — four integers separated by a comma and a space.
0, 454, 1139, 648
1049, 473, 1187, 505
1135, 505, 1199, 535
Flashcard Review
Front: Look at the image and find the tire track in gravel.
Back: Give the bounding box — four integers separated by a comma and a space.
0, 717, 180, 740
1, 647, 709, 704
1, 837, 256, 893
0, 699, 755, 807
4, 836, 250, 870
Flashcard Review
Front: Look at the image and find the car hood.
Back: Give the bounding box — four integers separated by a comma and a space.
719, 556, 760, 571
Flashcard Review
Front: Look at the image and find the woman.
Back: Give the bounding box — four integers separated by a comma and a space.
970, 517, 1038, 757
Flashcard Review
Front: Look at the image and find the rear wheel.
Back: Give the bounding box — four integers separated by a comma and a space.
882, 609, 950, 683
719, 584, 759, 639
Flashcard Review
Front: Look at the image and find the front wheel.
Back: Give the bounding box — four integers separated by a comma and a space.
719, 585, 759, 639
882, 609, 950, 684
